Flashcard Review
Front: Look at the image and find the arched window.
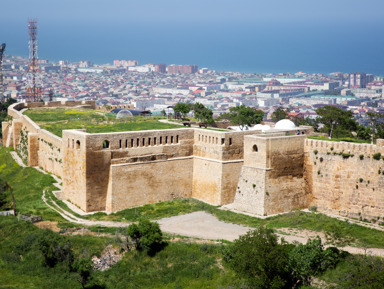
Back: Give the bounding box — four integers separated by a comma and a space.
76, 140, 80, 149
253, 144, 258, 152
102, 140, 110, 149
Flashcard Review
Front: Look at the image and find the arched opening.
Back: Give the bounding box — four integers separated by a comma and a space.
76, 140, 80, 149
252, 144, 258, 152
102, 140, 110, 149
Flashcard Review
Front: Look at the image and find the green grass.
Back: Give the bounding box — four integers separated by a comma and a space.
0, 216, 235, 289
0, 147, 63, 221
24, 108, 183, 137
308, 135, 371, 144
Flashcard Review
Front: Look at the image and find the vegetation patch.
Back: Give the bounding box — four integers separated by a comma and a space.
24, 108, 182, 137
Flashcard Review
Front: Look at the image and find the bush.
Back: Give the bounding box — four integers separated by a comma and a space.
359, 154, 364, 160
37, 229, 74, 268
127, 219, 164, 254
225, 227, 294, 289
373, 152, 381, 160
313, 150, 318, 155
288, 237, 341, 285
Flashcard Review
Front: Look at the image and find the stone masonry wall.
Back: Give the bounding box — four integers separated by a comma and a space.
106, 157, 193, 212
305, 139, 384, 220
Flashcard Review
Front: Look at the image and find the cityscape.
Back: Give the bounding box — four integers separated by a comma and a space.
2, 53, 383, 126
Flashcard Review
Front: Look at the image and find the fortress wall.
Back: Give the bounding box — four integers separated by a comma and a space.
79, 128, 194, 212
96, 104, 134, 111
192, 157, 223, 204
62, 130, 88, 211
305, 139, 384, 219
36, 129, 63, 176
2, 121, 10, 144
106, 157, 194, 212
193, 129, 265, 161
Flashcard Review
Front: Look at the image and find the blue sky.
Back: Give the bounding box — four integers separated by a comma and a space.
1, 0, 384, 73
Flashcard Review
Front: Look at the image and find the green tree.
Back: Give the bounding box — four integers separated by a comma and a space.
271, 107, 289, 122
229, 105, 264, 130
37, 230, 74, 268
192, 102, 205, 119
127, 220, 164, 254
316, 106, 357, 138
292, 115, 319, 131
288, 237, 341, 285
73, 257, 94, 289
225, 227, 294, 289
173, 102, 191, 119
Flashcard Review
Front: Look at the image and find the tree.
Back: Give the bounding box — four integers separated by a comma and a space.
173, 102, 191, 119
271, 107, 289, 122
225, 227, 294, 288
192, 102, 214, 124
73, 257, 94, 289
288, 237, 341, 285
37, 230, 74, 268
229, 105, 264, 130
315, 106, 357, 138
127, 220, 164, 254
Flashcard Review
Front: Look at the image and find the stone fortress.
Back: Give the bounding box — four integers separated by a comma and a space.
3, 101, 384, 222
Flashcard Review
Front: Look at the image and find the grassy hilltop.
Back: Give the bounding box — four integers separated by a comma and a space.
24, 108, 182, 137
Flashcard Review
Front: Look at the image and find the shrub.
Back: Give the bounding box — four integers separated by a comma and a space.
330, 147, 334, 151
359, 154, 364, 160
288, 237, 342, 285
313, 150, 318, 155
373, 153, 381, 160
319, 157, 324, 163
309, 206, 317, 212
225, 227, 294, 288
359, 178, 363, 183
127, 219, 164, 254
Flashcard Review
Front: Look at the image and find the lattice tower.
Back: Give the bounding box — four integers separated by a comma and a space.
0, 43, 5, 103
25, 19, 44, 102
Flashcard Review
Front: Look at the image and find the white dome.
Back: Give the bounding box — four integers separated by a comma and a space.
116, 109, 133, 119
253, 124, 264, 130
252, 124, 271, 131
275, 119, 296, 130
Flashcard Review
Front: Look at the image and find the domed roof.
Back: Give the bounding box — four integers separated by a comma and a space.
116, 109, 133, 119
275, 119, 296, 130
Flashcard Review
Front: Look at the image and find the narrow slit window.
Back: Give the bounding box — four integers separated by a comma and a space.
229, 138, 232, 145
160, 136, 162, 144
131, 139, 134, 147
154, 137, 157, 145
102, 140, 110, 149
171, 136, 174, 144
176, 135, 179, 143
148, 138, 151, 146
137, 138, 140, 147
119, 140, 122, 149
165, 136, 168, 144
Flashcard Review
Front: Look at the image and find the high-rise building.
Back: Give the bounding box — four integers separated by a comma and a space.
167, 64, 198, 74
154, 63, 166, 73
349, 72, 373, 88
113, 60, 139, 67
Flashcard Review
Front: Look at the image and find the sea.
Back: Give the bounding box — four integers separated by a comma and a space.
2, 21, 384, 75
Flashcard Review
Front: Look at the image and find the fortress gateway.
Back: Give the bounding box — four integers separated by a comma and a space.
3, 101, 384, 221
